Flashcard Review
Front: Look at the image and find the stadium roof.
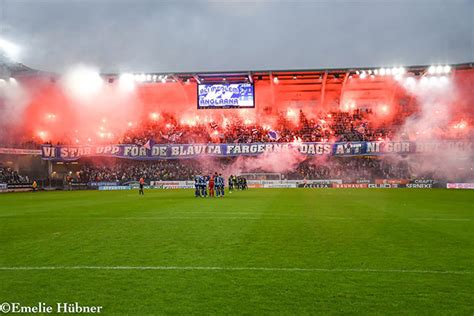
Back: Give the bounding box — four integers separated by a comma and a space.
6, 61, 474, 105
7, 61, 473, 80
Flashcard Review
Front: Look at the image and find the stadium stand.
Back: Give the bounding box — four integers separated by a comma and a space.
61, 156, 416, 183
0, 63, 472, 187
0, 166, 29, 184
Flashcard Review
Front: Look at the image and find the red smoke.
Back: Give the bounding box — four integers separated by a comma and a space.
1, 67, 473, 146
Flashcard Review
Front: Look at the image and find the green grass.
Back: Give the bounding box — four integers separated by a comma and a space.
0, 188, 473, 314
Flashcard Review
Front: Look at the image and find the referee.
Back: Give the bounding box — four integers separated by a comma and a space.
139, 177, 145, 195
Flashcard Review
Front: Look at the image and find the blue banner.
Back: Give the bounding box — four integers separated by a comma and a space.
40, 141, 473, 161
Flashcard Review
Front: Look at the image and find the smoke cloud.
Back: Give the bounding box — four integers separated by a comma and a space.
392, 73, 474, 180
0, 78, 31, 144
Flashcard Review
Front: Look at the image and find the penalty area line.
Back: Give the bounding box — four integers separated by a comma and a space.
0, 266, 471, 275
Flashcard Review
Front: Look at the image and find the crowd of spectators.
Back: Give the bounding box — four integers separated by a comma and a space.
1, 108, 471, 184
119, 109, 395, 146
70, 156, 417, 183
76, 159, 201, 182
3, 107, 471, 148
286, 157, 411, 181
0, 167, 29, 184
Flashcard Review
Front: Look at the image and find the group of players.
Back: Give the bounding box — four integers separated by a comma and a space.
194, 174, 248, 197
195, 173, 225, 197
229, 175, 248, 191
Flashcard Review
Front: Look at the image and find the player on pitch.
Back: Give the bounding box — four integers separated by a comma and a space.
139, 177, 145, 195
209, 173, 215, 197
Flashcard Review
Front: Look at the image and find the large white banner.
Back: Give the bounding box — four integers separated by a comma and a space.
198, 83, 255, 108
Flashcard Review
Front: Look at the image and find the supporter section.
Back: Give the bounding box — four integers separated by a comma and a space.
0, 64, 472, 189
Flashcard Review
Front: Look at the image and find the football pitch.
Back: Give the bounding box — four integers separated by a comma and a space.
0, 188, 473, 314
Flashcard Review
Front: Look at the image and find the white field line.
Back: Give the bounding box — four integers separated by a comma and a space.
116, 216, 471, 221
411, 218, 472, 221
120, 216, 352, 220
174, 211, 259, 215
1, 207, 472, 222
123, 216, 262, 220
0, 215, 472, 221
0, 266, 471, 275
0, 216, 351, 220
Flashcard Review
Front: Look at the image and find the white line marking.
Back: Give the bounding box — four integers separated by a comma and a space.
119, 216, 352, 220
170, 211, 258, 215
0, 216, 350, 220
123, 217, 262, 220
1, 215, 471, 221
0, 216, 260, 220
411, 218, 472, 222
0, 266, 471, 275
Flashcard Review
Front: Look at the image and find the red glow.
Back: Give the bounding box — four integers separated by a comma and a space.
46, 113, 56, 120
286, 110, 296, 118
292, 136, 302, 145
150, 112, 159, 121
37, 131, 47, 141
1, 68, 472, 145
453, 120, 467, 129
